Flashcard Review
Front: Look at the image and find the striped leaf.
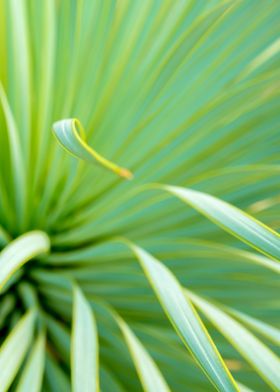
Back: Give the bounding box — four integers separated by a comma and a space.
71, 286, 99, 392
188, 291, 280, 390
127, 242, 238, 392
163, 186, 280, 261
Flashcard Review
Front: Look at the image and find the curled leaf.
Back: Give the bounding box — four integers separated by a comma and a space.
0, 231, 50, 291
53, 119, 133, 179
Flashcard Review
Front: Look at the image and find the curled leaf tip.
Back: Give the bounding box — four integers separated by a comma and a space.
119, 167, 134, 180
52, 118, 133, 180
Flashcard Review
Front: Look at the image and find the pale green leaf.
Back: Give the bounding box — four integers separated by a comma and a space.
237, 382, 255, 392
116, 315, 171, 392
53, 118, 133, 179
226, 308, 280, 347
240, 37, 280, 79
0, 231, 50, 291
0, 310, 36, 392
0, 83, 26, 227
127, 242, 238, 392
71, 285, 99, 392
16, 332, 45, 392
163, 186, 280, 261
6, 0, 31, 157
187, 291, 280, 391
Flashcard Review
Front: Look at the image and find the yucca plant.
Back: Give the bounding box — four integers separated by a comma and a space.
0, 1, 279, 391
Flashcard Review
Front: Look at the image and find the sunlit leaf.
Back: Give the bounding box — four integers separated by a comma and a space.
71, 285, 99, 392
162, 186, 280, 261
187, 291, 280, 390
226, 308, 280, 347
126, 242, 238, 392
0, 310, 36, 392
0, 231, 50, 291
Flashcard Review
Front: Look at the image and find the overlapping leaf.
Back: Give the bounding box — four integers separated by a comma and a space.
187, 291, 280, 390
125, 242, 238, 392
162, 185, 280, 261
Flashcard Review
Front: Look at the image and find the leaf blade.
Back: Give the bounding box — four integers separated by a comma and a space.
0, 310, 36, 392
187, 291, 280, 390
16, 332, 46, 392
53, 118, 133, 179
71, 286, 99, 392
0, 231, 50, 291
116, 315, 171, 392
163, 186, 280, 261
126, 242, 238, 392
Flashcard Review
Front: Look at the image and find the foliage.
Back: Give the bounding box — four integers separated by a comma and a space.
0, 1, 280, 391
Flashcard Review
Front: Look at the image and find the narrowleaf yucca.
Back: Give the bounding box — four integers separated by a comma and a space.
0, 1, 280, 391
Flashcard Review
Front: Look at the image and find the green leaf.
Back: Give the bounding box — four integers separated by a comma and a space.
126, 242, 238, 392
6, 0, 31, 159
0, 83, 26, 228
237, 382, 255, 392
187, 291, 280, 391
0, 310, 36, 392
0, 231, 50, 291
44, 314, 71, 364
239, 37, 280, 80
116, 315, 171, 392
100, 366, 125, 392
226, 308, 280, 347
53, 118, 133, 179
16, 332, 45, 392
162, 186, 280, 261
0, 1, 279, 390
0, 226, 10, 247
0, 295, 15, 328
45, 353, 71, 392
71, 285, 99, 392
